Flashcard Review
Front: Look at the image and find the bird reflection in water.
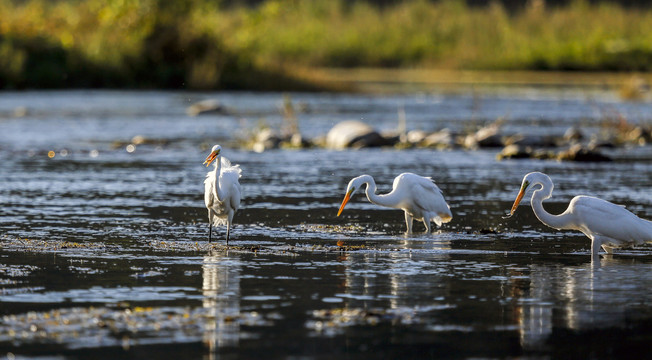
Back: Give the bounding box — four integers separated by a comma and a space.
342, 251, 451, 310
202, 251, 241, 354
516, 256, 652, 350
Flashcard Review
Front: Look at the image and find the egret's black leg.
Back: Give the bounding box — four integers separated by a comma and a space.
209, 222, 212, 243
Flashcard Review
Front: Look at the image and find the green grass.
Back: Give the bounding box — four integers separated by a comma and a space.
2, 0, 652, 90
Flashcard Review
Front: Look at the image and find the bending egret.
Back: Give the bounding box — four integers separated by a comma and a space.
203, 145, 242, 244
507, 172, 652, 257
337, 173, 452, 233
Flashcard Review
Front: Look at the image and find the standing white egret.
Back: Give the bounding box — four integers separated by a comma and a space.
203, 145, 242, 244
507, 172, 652, 257
337, 173, 452, 233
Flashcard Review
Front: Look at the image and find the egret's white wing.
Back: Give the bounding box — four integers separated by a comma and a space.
572, 196, 652, 242
204, 170, 216, 208
394, 173, 452, 221
205, 156, 242, 210
218, 156, 242, 211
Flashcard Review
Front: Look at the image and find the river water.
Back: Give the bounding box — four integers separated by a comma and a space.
0, 89, 651, 359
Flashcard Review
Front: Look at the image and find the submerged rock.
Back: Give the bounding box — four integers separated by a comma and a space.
252, 128, 282, 152
498, 143, 611, 162
422, 129, 455, 149
463, 124, 503, 149
503, 134, 557, 147
563, 127, 584, 143
186, 99, 226, 116
281, 133, 312, 149
496, 144, 532, 160
496, 144, 556, 160
406, 130, 427, 144
619, 126, 652, 146
326, 121, 389, 149
556, 144, 612, 162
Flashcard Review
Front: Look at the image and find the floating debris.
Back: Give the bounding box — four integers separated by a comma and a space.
335, 240, 367, 251
145, 240, 286, 255
299, 224, 366, 234
146, 240, 216, 252
0, 305, 274, 347
0, 237, 114, 253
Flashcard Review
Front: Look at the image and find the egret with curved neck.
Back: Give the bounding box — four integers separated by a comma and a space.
203, 145, 242, 244
337, 173, 452, 233
507, 172, 652, 257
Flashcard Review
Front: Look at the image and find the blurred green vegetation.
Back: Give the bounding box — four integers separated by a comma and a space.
1, 0, 652, 90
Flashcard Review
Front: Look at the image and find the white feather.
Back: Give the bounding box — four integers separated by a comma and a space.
511, 171, 652, 257
339, 172, 452, 233
203, 145, 242, 242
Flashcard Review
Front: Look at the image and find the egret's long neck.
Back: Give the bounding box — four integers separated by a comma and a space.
213, 155, 225, 200
530, 187, 575, 230
363, 176, 400, 209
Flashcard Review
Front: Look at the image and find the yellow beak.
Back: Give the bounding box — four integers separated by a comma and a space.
509, 186, 527, 216
337, 189, 354, 216
203, 151, 218, 167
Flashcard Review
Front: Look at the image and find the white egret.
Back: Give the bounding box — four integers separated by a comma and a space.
337, 173, 452, 233
507, 172, 652, 257
203, 145, 242, 244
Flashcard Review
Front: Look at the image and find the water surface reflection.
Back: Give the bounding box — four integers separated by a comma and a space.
0, 90, 651, 358
202, 252, 241, 351
519, 256, 652, 351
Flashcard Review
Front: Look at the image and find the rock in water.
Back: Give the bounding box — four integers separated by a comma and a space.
557, 144, 612, 162
496, 144, 532, 160
463, 124, 503, 149
186, 99, 225, 116
326, 121, 388, 149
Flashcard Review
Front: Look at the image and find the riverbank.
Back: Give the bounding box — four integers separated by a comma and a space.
2, 0, 652, 91
297, 67, 652, 95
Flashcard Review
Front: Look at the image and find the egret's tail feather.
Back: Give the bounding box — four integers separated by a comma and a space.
211, 215, 229, 227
